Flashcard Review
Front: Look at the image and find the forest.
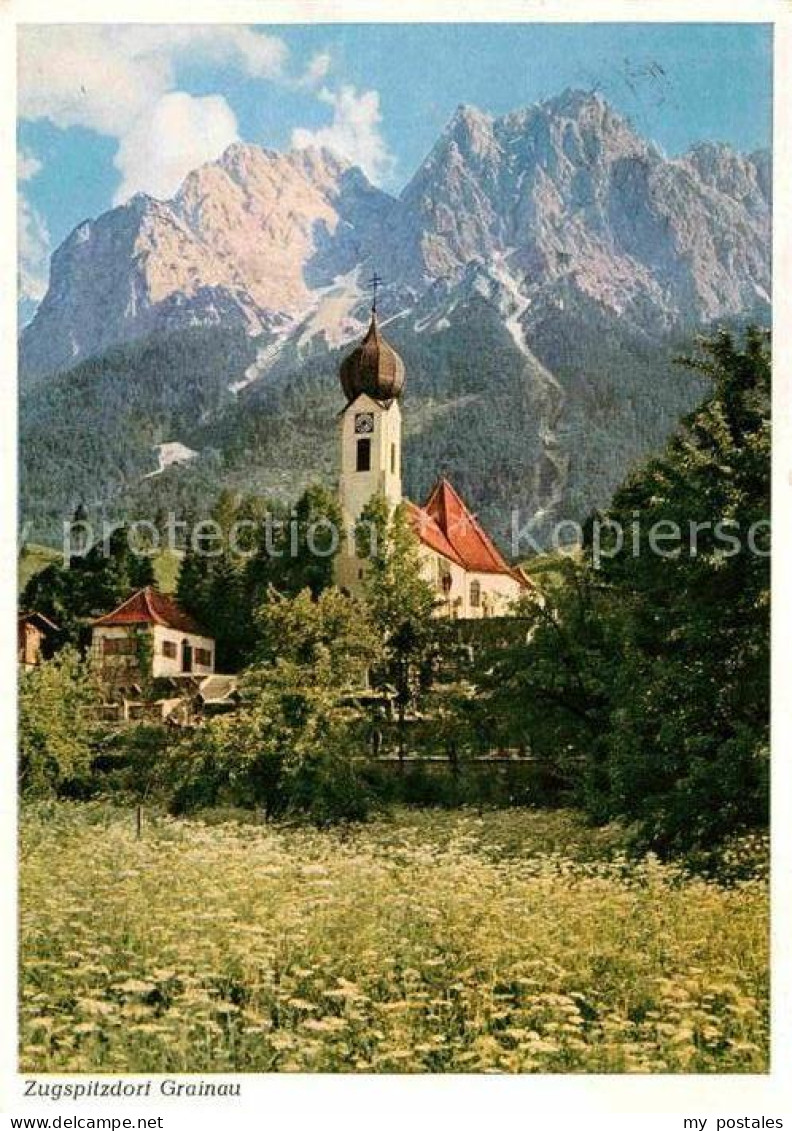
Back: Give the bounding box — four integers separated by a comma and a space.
19, 294, 716, 550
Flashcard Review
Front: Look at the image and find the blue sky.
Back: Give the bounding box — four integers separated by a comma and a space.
17, 23, 772, 320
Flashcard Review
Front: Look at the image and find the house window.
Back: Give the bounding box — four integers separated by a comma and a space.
356, 438, 371, 472
162, 640, 177, 659
470, 580, 482, 608
194, 647, 212, 667
103, 636, 137, 656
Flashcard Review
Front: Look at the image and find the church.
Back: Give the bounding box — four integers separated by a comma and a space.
334, 304, 529, 618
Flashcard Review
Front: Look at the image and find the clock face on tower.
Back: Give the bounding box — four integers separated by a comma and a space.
354, 412, 374, 435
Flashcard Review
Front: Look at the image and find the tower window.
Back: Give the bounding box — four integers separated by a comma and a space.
391, 442, 396, 475
356, 437, 371, 472
470, 580, 481, 608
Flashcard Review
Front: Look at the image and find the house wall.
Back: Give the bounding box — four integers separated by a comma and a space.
18, 622, 44, 667
92, 624, 215, 678
151, 625, 215, 678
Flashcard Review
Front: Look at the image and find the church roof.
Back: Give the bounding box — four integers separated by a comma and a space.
92, 587, 206, 634
407, 478, 529, 584
404, 500, 465, 568
339, 312, 405, 404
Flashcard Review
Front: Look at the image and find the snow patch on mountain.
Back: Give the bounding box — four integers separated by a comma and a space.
144, 442, 198, 479
295, 267, 367, 354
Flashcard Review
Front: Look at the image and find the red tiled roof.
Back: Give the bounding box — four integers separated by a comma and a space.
91, 587, 205, 634
407, 478, 529, 586
404, 500, 464, 568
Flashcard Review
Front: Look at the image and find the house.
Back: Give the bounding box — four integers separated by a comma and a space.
334, 306, 530, 617
18, 611, 59, 669
91, 586, 215, 680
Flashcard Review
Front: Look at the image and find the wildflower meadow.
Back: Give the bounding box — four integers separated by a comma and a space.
20, 804, 768, 1073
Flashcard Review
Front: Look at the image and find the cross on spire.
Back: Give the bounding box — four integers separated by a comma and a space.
368, 271, 383, 314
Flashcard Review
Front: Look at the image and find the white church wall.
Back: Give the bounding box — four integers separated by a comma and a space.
336, 392, 402, 599
416, 547, 524, 619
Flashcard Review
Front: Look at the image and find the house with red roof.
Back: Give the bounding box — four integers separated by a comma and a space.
91, 586, 215, 679
335, 307, 530, 618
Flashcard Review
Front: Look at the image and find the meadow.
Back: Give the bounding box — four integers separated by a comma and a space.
19, 803, 768, 1074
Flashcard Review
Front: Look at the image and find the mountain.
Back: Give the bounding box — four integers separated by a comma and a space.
391, 93, 769, 330
19, 91, 770, 549
20, 145, 395, 379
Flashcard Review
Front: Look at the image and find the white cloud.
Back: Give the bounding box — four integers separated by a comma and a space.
18, 193, 51, 307
299, 51, 332, 88
18, 25, 288, 205
291, 85, 394, 184
18, 148, 43, 182
18, 26, 287, 136
113, 91, 239, 203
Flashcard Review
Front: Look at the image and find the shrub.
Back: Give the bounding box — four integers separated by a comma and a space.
19, 649, 103, 798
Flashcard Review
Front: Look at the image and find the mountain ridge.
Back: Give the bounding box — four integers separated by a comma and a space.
21, 89, 770, 380
18, 90, 770, 550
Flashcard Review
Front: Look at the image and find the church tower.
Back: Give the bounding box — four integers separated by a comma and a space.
335, 298, 405, 595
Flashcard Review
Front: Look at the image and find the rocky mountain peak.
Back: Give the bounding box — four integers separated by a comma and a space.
20, 92, 770, 379
683, 141, 770, 207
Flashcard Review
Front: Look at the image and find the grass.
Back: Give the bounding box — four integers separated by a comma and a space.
19, 803, 768, 1074
519, 549, 581, 590
18, 543, 60, 594
17, 545, 182, 595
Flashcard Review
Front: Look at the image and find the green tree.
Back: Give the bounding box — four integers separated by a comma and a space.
244, 484, 341, 601
19, 648, 102, 797
480, 561, 618, 810
176, 485, 342, 671
170, 588, 379, 823
594, 327, 770, 850
253, 586, 381, 687
356, 495, 438, 762
176, 493, 257, 670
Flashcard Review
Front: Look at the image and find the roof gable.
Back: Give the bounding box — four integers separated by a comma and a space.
423, 479, 513, 575
91, 587, 206, 634
407, 479, 530, 587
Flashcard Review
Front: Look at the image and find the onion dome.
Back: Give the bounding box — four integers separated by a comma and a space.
339, 312, 405, 404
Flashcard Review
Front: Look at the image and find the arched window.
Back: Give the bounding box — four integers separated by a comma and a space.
470, 580, 481, 608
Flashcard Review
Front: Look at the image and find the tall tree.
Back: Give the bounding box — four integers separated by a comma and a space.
479, 328, 770, 853
356, 495, 438, 761
21, 524, 154, 648
595, 327, 770, 850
